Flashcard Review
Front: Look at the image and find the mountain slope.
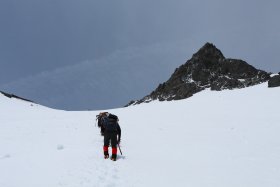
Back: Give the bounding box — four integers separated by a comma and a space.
1, 83, 280, 187
129, 43, 270, 105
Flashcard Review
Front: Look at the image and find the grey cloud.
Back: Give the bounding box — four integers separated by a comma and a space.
0, 40, 193, 110
0, 0, 279, 109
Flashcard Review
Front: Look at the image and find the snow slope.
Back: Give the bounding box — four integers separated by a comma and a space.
1, 83, 280, 187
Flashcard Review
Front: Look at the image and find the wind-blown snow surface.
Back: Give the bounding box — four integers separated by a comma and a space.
1, 83, 280, 187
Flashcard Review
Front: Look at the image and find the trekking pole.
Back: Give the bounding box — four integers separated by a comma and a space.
118, 143, 123, 155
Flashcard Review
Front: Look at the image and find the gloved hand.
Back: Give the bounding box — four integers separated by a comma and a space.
117, 138, 121, 144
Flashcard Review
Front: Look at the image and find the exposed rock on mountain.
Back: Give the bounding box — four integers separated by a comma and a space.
0, 91, 34, 103
127, 43, 270, 106
268, 75, 280, 88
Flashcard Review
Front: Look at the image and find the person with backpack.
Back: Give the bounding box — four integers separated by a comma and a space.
98, 112, 121, 161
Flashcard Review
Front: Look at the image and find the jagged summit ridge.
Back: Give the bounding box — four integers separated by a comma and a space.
127, 43, 270, 106
192, 42, 225, 61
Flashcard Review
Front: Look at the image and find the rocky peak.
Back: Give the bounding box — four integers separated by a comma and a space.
192, 42, 225, 62
126, 43, 270, 106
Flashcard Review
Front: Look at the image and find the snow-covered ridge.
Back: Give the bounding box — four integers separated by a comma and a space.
1, 83, 280, 187
0, 90, 34, 103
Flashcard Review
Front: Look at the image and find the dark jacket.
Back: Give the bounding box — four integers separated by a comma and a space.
102, 115, 121, 140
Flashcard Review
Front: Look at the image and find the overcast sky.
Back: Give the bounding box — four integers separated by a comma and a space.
0, 0, 280, 109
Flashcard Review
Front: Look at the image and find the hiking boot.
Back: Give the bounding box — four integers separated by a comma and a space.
111, 154, 117, 161
104, 150, 109, 159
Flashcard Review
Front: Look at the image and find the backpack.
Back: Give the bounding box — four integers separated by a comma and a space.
108, 114, 118, 122
104, 113, 119, 132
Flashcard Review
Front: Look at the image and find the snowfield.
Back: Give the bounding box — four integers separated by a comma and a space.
1, 83, 280, 187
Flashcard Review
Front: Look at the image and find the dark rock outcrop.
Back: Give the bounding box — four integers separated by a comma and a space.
268, 75, 280, 88
0, 91, 34, 103
126, 43, 270, 106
